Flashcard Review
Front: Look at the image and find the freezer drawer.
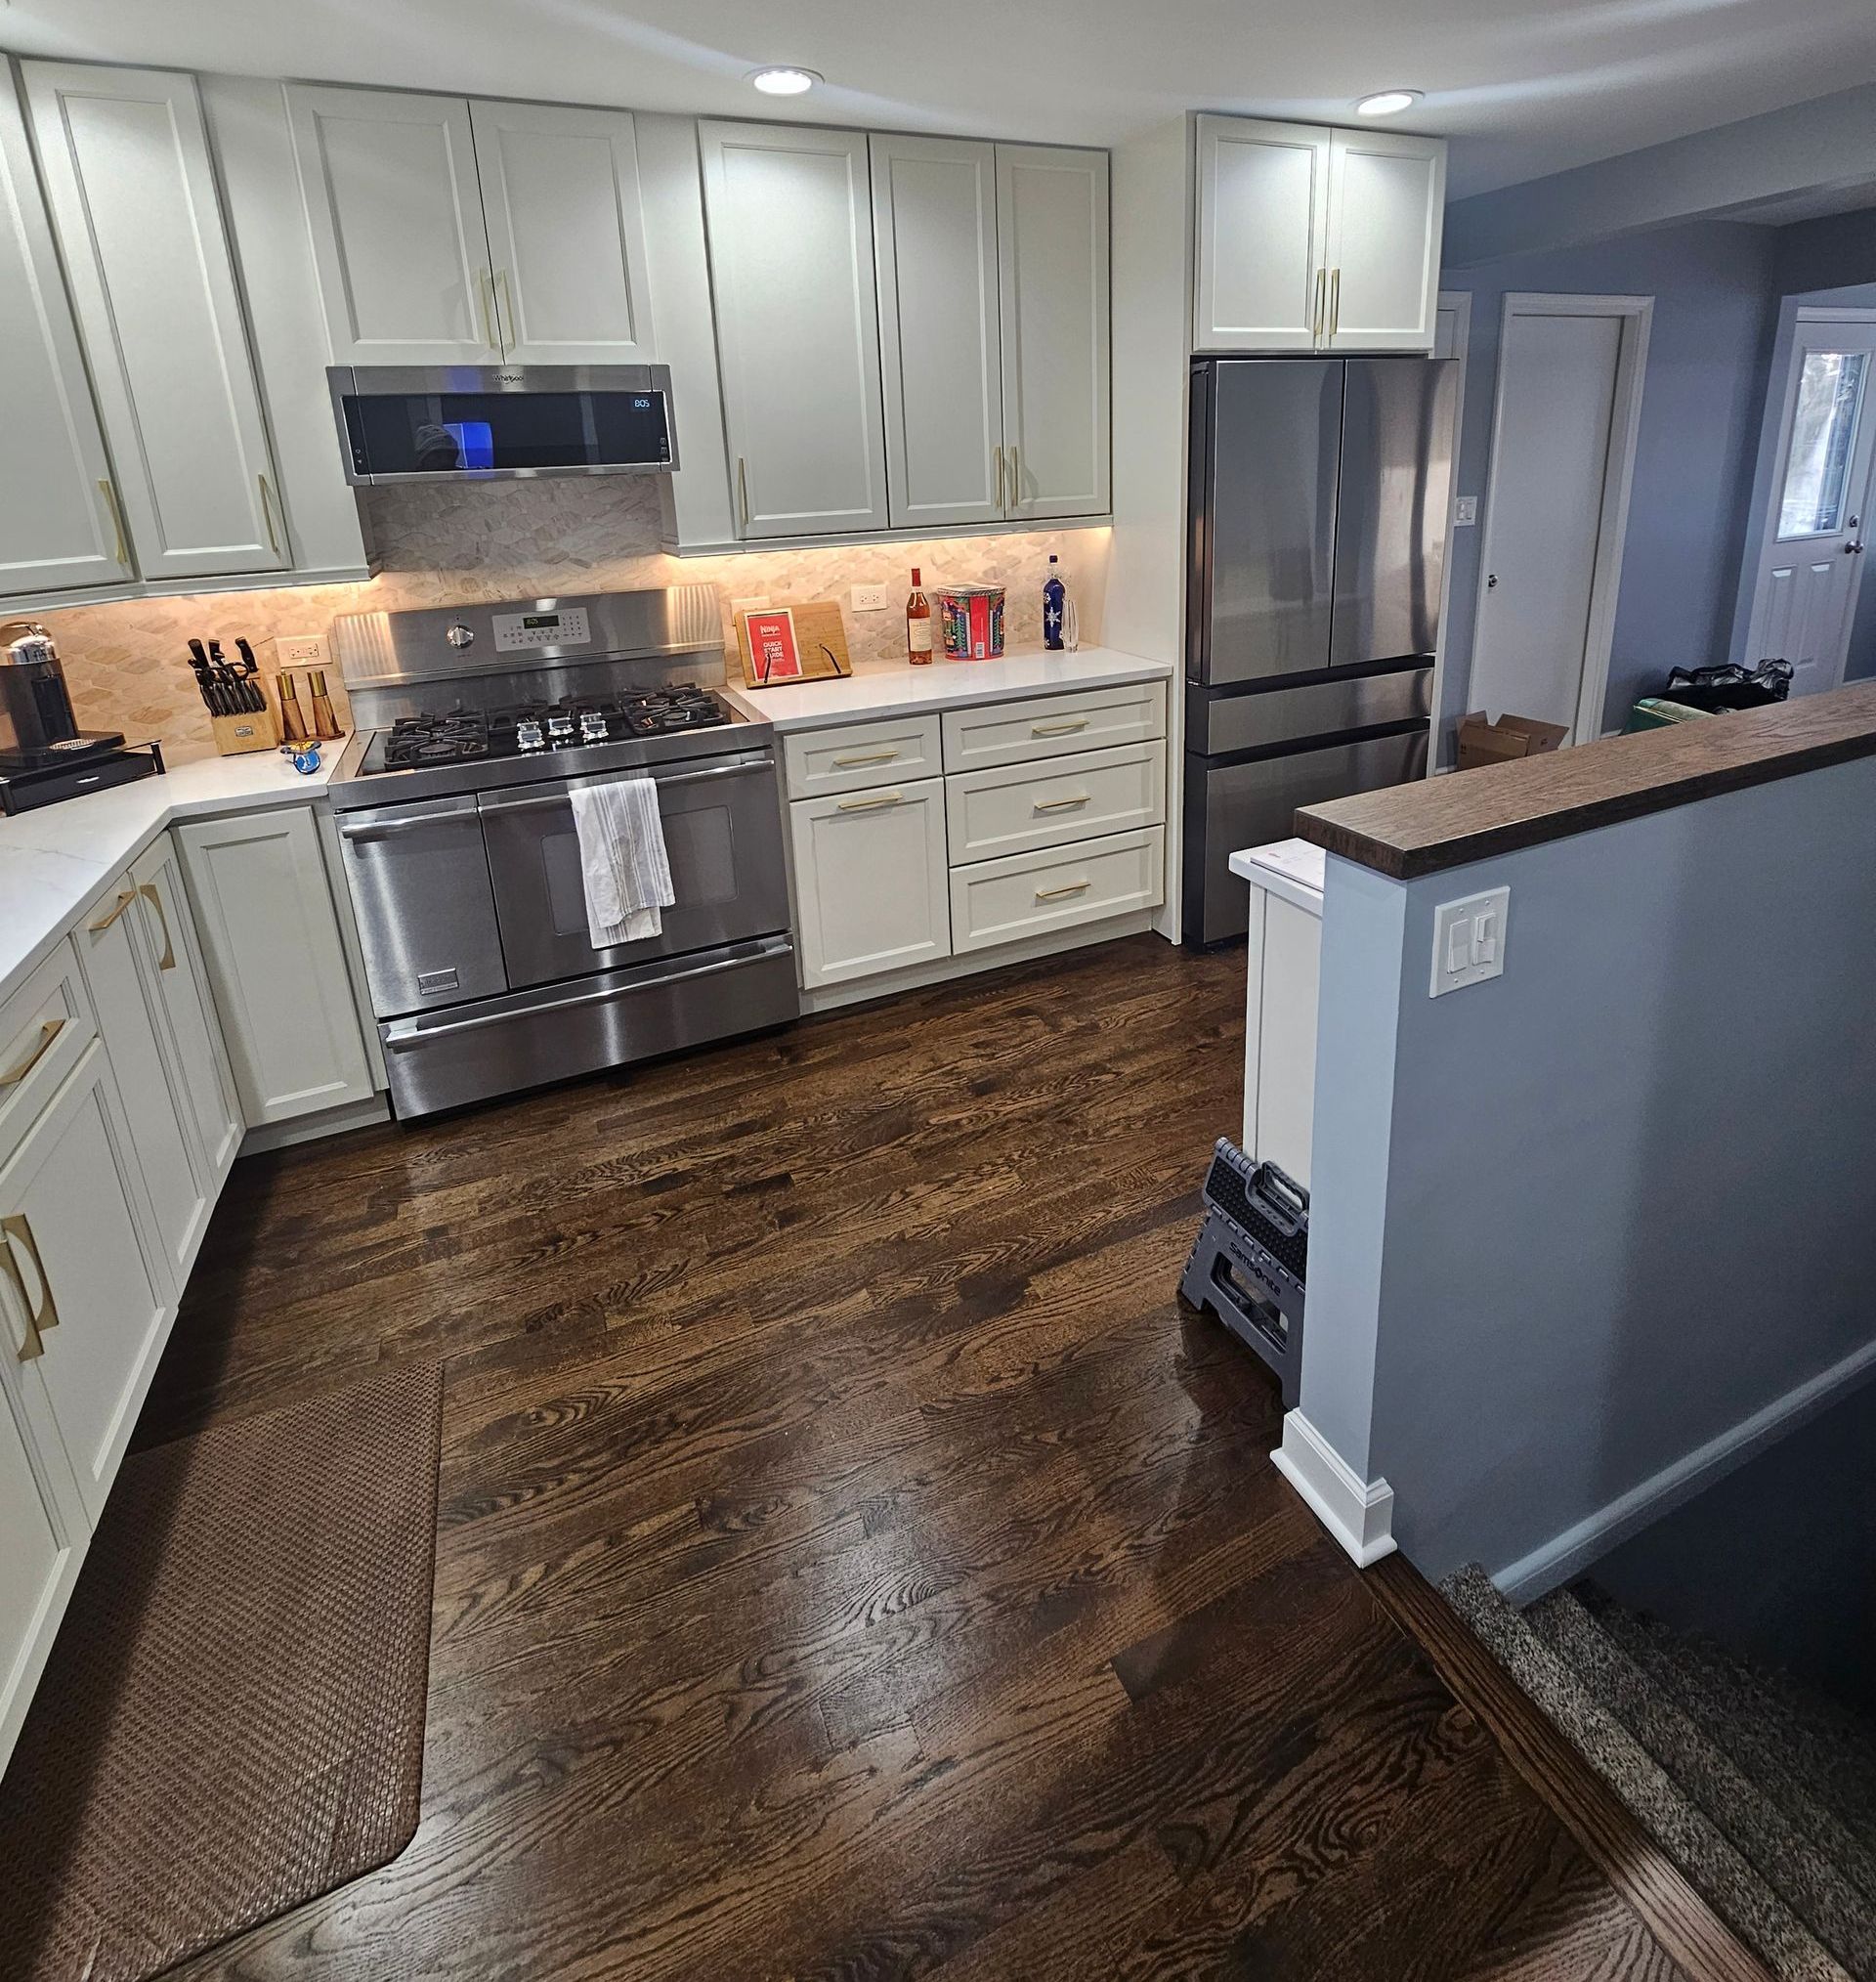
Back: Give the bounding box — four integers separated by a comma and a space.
1182, 727, 1428, 945
1187, 663, 1431, 758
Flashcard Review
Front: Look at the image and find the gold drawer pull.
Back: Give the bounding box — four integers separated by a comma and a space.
1, 1213, 58, 1362
1031, 719, 1088, 737
0, 1017, 64, 1089
89, 887, 136, 932
1035, 880, 1090, 902
836, 792, 903, 811
140, 883, 176, 969
832, 750, 899, 768
1033, 794, 1090, 813
98, 478, 130, 568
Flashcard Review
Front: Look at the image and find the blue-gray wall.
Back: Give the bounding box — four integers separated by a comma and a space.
1435, 221, 1777, 761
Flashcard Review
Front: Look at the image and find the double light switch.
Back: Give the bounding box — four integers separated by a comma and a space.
1429, 886, 1510, 997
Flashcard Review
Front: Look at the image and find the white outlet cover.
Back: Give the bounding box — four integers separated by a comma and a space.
1453, 495, 1478, 527
849, 583, 891, 613
730, 596, 771, 615
1429, 885, 1510, 997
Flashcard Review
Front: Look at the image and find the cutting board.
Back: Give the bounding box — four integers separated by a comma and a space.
735, 601, 852, 690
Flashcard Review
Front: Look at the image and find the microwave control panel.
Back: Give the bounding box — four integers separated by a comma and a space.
491, 608, 592, 654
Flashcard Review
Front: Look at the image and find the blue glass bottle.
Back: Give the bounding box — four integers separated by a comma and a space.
1043, 555, 1066, 651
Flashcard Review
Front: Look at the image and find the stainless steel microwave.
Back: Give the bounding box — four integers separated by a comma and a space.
327, 365, 677, 486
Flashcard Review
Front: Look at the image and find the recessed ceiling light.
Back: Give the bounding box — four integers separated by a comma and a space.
748, 66, 821, 96
1354, 90, 1422, 117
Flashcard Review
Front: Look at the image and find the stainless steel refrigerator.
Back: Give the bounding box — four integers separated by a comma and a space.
1184, 357, 1457, 943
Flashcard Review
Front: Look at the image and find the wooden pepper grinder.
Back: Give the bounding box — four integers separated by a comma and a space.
277, 671, 310, 743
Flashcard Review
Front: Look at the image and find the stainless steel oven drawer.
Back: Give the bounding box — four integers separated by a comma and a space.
378, 934, 799, 1116
479, 753, 790, 990
336, 792, 508, 1015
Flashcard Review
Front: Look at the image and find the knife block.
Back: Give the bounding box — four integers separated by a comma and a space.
211, 708, 278, 755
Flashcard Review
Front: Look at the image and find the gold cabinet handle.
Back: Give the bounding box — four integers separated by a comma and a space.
737, 456, 750, 530
89, 887, 136, 933
478, 268, 497, 352
257, 472, 280, 556
1035, 880, 1090, 902
496, 269, 516, 350
1031, 718, 1089, 737
1033, 794, 1091, 813
1329, 267, 1341, 339
994, 444, 1004, 512
1006, 443, 1019, 510
139, 883, 176, 969
97, 478, 129, 567
836, 791, 903, 811
0, 1017, 64, 1089
1312, 268, 1326, 342
1, 1213, 59, 1362
832, 750, 898, 768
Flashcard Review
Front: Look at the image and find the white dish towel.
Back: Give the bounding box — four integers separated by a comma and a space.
569, 778, 675, 948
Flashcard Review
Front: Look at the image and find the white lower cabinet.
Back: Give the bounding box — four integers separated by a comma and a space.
176, 805, 375, 1125
0, 1374, 82, 1767
789, 778, 952, 988
952, 828, 1165, 953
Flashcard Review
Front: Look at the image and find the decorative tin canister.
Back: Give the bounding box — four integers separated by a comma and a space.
937, 584, 1005, 661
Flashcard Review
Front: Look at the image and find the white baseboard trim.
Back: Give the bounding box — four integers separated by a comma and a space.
239, 1093, 391, 1156
1271, 1411, 1397, 1568
1495, 1335, 1876, 1603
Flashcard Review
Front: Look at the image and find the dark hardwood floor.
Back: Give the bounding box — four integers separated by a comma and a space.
126, 933, 1688, 1980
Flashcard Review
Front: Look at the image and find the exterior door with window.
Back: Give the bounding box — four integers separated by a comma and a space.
1745, 316, 1876, 695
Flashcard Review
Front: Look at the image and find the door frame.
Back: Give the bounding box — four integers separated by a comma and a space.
1735, 306, 1876, 695
1428, 289, 1471, 774
1471, 292, 1653, 745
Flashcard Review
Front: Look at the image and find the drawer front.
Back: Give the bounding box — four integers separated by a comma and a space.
941, 679, 1167, 772
946, 741, 1167, 865
783, 713, 944, 797
950, 827, 1165, 954
0, 938, 97, 1171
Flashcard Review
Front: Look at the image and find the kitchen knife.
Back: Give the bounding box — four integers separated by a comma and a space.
207, 640, 247, 714
187, 640, 226, 713
234, 637, 266, 712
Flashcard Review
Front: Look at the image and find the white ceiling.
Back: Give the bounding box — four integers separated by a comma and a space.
7, 0, 1876, 199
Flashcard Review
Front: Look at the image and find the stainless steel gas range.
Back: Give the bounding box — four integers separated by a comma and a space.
327, 584, 797, 1118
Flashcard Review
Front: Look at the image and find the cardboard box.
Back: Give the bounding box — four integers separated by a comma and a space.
1455, 711, 1569, 771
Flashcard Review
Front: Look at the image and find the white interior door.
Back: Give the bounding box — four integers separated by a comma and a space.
23, 63, 288, 582
0, 77, 129, 597
1193, 115, 1330, 353
471, 99, 654, 364
1470, 296, 1650, 741
1742, 315, 1876, 695
871, 133, 1002, 531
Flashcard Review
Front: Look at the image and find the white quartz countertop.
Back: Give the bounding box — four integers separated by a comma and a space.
718, 646, 1173, 732
1, 746, 343, 1008
1229, 838, 1327, 917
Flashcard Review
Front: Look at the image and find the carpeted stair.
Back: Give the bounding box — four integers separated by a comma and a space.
1441, 1563, 1876, 1982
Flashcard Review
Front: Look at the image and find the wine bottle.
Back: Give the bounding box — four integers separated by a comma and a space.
906, 567, 932, 666
1043, 555, 1066, 651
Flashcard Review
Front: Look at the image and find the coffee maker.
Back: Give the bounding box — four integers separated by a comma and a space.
0, 621, 162, 813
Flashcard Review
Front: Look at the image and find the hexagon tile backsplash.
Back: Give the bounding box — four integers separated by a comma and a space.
34, 476, 1112, 762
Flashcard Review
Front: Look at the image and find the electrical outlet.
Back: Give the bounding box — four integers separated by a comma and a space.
274, 633, 327, 667
1429, 886, 1510, 997
730, 596, 771, 616
1453, 496, 1478, 527
849, 583, 891, 613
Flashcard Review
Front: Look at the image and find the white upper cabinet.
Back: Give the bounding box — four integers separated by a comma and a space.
700, 120, 889, 539
22, 64, 288, 582
872, 134, 1002, 531
1194, 115, 1331, 353
286, 85, 498, 366
1323, 128, 1445, 353
998, 144, 1110, 519
1194, 113, 1444, 355
470, 99, 654, 365
0, 74, 129, 599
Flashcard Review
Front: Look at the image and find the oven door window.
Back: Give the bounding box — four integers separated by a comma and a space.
348, 391, 670, 476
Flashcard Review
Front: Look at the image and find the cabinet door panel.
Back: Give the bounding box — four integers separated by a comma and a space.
471, 99, 653, 364
1325, 130, 1444, 354
22, 64, 286, 581
700, 121, 889, 539
0, 78, 128, 597
872, 134, 1002, 530
0, 1043, 169, 1524
789, 780, 950, 987
131, 835, 242, 1184
998, 144, 1110, 518
0, 1376, 82, 1775
287, 85, 497, 366
1194, 115, 1330, 353
175, 807, 374, 1125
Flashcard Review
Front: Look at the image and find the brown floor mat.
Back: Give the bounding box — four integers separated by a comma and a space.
0, 1361, 444, 1982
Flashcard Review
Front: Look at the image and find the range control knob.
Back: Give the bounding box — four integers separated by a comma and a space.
444, 623, 475, 649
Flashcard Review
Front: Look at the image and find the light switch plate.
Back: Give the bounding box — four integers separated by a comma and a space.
1430, 885, 1510, 997
1453, 495, 1478, 527
850, 583, 891, 613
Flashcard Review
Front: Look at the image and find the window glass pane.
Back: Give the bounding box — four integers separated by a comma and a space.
1778, 350, 1867, 538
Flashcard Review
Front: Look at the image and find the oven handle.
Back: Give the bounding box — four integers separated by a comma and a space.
382, 941, 790, 1048
477, 754, 775, 816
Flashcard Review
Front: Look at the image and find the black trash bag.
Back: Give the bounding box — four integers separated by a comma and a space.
1661, 659, 1794, 712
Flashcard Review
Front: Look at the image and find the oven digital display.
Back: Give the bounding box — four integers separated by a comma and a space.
492, 607, 592, 653
523, 615, 559, 629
